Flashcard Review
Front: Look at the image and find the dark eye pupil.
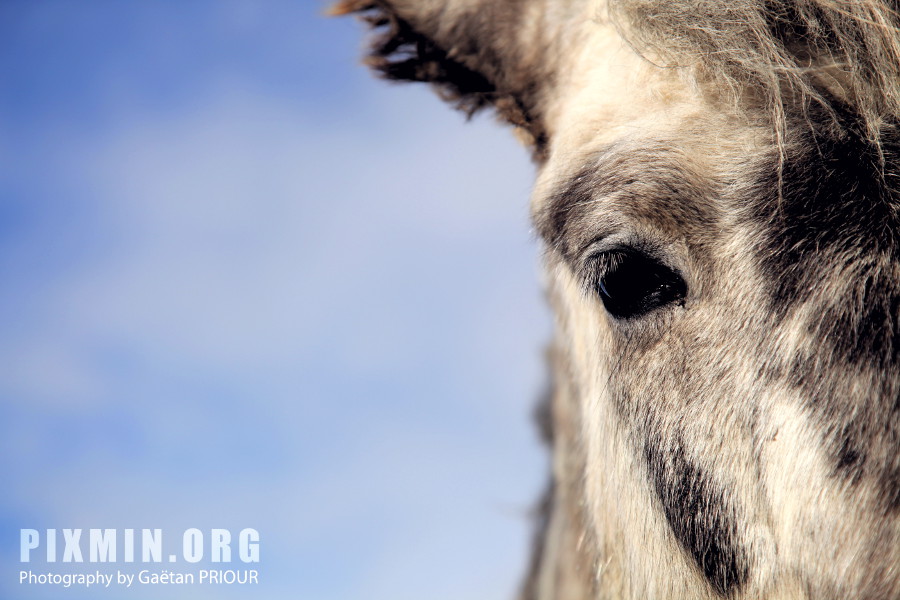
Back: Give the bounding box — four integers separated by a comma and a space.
596, 250, 686, 319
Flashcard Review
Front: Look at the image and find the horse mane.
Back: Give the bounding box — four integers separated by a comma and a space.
611, 0, 900, 150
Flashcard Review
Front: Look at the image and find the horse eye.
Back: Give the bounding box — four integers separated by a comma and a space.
593, 250, 687, 319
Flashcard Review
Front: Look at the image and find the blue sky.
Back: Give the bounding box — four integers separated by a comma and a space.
0, 2, 549, 599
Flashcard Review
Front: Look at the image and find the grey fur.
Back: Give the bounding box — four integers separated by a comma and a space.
341, 1, 900, 598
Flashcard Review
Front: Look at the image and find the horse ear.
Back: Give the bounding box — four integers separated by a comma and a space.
331, 0, 557, 159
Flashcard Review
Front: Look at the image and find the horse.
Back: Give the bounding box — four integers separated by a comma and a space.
333, 1, 900, 598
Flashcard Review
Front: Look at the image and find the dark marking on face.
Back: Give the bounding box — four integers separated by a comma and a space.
832, 416, 900, 513
836, 433, 864, 475
643, 433, 749, 596
754, 120, 900, 329
749, 120, 900, 514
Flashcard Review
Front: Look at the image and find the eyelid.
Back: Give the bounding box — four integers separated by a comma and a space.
580, 234, 660, 275
583, 246, 686, 293
576, 232, 632, 263
589, 248, 627, 277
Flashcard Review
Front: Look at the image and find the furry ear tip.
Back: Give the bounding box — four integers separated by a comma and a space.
324, 0, 375, 17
